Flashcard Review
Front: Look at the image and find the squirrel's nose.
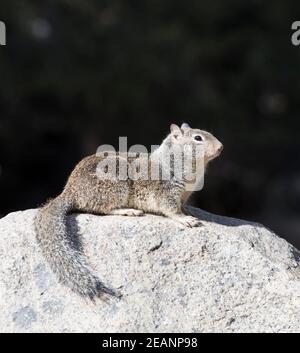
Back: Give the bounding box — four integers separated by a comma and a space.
218, 144, 223, 153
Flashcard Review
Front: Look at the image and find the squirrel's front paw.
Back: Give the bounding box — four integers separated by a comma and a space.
173, 215, 203, 228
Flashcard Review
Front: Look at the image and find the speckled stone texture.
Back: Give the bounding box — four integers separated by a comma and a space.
1, 207, 300, 333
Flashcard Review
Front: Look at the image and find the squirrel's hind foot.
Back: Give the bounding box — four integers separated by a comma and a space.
109, 208, 144, 217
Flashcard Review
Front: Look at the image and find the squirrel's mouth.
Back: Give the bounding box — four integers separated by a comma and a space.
214, 145, 223, 158
209, 149, 222, 160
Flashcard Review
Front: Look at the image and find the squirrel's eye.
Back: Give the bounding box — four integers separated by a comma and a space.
194, 135, 203, 142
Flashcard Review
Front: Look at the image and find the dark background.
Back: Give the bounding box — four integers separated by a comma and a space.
1, 0, 300, 247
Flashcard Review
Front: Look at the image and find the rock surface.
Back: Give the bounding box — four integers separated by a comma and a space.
1, 207, 300, 333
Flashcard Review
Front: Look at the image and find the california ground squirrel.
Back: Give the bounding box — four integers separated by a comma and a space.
34, 123, 223, 301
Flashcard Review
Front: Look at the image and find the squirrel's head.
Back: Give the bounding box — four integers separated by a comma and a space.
169, 123, 223, 165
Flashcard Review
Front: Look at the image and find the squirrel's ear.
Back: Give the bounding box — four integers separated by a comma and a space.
181, 122, 191, 130
170, 124, 183, 137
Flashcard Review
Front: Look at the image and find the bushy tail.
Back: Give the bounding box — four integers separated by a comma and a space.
34, 196, 118, 301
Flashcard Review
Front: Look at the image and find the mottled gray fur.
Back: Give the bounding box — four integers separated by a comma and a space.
34, 124, 223, 301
